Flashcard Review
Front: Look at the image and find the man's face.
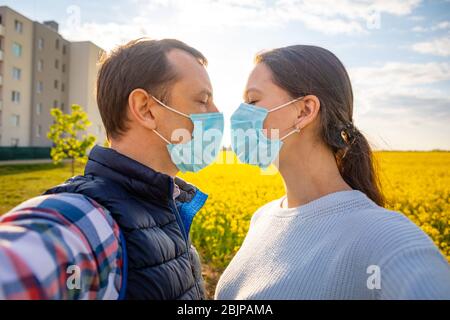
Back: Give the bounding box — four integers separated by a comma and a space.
155, 49, 218, 143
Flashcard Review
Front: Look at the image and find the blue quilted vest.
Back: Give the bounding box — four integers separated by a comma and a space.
45, 145, 207, 300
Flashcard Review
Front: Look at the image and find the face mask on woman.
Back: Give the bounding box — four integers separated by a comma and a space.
151, 95, 224, 173
230, 96, 304, 168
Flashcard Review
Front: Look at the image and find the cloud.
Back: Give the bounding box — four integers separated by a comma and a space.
350, 62, 450, 87
60, 0, 423, 51
412, 25, 428, 32
412, 20, 450, 32
348, 62, 450, 149
412, 36, 450, 57
55, 0, 450, 150
431, 21, 450, 31
348, 62, 450, 150
349, 62, 450, 116
409, 15, 425, 21
410, 19, 450, 57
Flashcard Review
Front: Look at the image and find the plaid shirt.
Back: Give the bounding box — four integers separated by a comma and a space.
0, 193, 123, 300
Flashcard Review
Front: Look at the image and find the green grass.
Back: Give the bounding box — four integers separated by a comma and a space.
0, 162, 84, 213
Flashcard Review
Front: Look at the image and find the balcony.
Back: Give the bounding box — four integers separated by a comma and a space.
0, 25, 4, 36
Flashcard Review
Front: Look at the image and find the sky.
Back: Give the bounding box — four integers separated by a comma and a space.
3, 0, 450, 150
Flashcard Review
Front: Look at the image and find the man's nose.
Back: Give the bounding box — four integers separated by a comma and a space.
209, 102, 219, 113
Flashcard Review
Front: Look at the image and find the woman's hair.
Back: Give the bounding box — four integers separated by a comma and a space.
255, 45, 385, 207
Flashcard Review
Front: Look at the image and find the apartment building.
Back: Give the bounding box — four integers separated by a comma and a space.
69, 41, 105, 141
30, 20, 71, 146
0, 6, 106, 147
0, 6, 33, 147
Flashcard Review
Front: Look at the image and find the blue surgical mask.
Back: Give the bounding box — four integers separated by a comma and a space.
151, 96, 224, 172
230, 96, 304, 168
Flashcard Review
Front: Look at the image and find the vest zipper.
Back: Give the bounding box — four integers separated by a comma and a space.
169, 183, 202, 299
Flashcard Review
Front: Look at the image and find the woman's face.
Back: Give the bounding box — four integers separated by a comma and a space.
244, 63, 301, 140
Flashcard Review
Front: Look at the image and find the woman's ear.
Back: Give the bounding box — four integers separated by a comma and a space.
294, 94, 320, 130
128, 89, 157, 130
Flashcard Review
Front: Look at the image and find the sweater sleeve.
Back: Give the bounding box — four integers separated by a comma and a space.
379, 245, 450, 300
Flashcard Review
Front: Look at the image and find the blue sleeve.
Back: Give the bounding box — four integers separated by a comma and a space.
379, 246, 450, 299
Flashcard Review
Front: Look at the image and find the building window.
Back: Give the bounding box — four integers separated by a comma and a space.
61, 103, 65, 112
12, 42, 22, 57
54, 79, 59, 89
36, 103, 42, 115
61, 83, 65, 92
36, 125, 42, 137
11, 138, 19, 147
11, 91, 21, 103
10, 115, 20, 127
55, 39, 60, 50
62, 64, 66, 73
62, 44, 67, 55
53, 100, 58, 108
12, 67, 21, 80
37, 81, 43, 93
37, 38, 44, 50
37, 59, 43, 72
14, 20, 23, 33
55, 59, 59, 69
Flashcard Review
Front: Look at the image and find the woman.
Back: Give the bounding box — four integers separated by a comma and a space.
215, 45, 450, 300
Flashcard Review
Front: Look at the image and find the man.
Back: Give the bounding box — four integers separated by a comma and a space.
0, 38, 224, 299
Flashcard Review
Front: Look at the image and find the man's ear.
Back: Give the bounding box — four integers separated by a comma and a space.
128, 88, 157, 130
294, 94, 320, 130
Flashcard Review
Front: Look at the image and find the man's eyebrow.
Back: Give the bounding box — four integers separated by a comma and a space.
196, 89, 213, 98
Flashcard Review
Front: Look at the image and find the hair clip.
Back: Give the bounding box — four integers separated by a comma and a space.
340, 122, 357, 146
341, 130, 350, 144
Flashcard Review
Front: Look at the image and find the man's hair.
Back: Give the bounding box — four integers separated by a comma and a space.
96, 38, 208, 139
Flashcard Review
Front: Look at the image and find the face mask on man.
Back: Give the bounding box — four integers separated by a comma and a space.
230, 96, 304, 168
151, 95, 224, 173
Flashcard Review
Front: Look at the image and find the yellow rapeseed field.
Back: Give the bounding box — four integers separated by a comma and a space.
181, 151, 450, 272
0, 150, 448, 298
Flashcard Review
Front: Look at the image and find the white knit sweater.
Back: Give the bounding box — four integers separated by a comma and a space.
215, 190, 450, 300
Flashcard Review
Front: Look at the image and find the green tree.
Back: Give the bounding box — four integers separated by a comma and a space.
47, 104, 96, 176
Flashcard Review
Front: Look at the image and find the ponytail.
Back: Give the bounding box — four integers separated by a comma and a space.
335, 124, 385, 207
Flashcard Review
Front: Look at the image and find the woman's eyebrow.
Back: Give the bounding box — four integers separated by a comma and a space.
243, 87, 262, 100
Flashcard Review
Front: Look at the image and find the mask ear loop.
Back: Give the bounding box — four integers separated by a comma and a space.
152, 129, 171, 144
280, 128, 301, 141
150, 94, 192, 144
151, 95, 191, 119
269, 96, 304, 141
267, 96, 305, 113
